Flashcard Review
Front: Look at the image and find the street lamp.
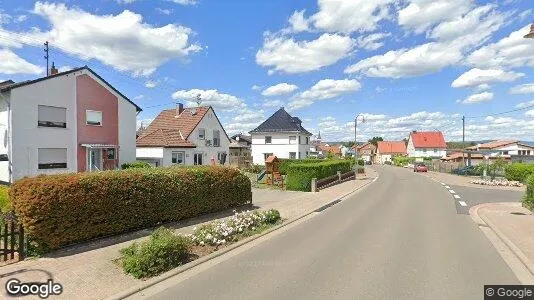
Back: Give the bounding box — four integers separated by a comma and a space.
524, 23, 534, 39
354, 114, 365, 171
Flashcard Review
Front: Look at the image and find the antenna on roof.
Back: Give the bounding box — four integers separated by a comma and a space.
195, 94, 202, 107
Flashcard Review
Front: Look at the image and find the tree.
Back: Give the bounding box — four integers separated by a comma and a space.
368, 137, 384, 147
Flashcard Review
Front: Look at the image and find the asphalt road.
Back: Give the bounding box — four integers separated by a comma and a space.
449, 184, 524, 214
135, 165, 519, 300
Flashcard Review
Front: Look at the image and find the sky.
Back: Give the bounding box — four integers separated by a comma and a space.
0, 0, 534, 142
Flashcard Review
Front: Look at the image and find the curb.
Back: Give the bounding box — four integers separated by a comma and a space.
106, 174, 379, 300
469, 202, 534, 276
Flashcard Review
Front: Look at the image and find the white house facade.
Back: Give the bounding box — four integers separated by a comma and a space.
250, 108, 312, 165
467, 140, 534, 156
0, 67, 141, 183
407, 131, 447, 158
136, 106, 231, 167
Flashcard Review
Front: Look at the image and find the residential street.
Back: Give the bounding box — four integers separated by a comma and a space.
131, 166, 519, 300
449, 184, 524, 214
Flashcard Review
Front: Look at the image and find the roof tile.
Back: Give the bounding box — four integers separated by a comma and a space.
410, 131, 447, 148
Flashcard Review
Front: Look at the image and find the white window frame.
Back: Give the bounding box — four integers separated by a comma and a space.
86, 110, 103, 126
38, 148, 67, 169
213, 130, 221, 147
194, 153, 203, 165
217, 151, 227, 164
106, 148, 116, 160
38, 105, 67, 128
289, 136, 297, 144
172, 151, 185, 165
198, 128, 205, 140
265, 136, 272, 144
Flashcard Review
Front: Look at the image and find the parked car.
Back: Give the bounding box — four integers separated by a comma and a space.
452, 165, 475, 176
414, 163, 428, 172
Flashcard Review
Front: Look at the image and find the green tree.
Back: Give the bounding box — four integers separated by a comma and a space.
368, 136, 384, 147
489, 157, 507, 180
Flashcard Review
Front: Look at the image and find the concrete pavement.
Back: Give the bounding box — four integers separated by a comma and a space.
129, 165, 518, 300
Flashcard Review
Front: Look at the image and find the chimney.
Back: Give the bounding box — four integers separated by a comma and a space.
50, 62, 58, 75
174, 103, 184, 118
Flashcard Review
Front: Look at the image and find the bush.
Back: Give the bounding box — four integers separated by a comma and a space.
121, 161, 152, 169
285, 160, 352, 191
120, 227, 190, 279
0, 185, 9, 213
392, 156, 415, 167
243, 164, 264, 173
524, 175, 534, 211
10, 166, 251, 252
504, 163, 534, 182
279, 159, 322, 175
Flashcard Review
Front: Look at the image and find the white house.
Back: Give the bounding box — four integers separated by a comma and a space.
0, 66, 141, 183
250, 107, 312, 165
376, 141, 407, 164
407, 131, 447, 158
466, 140, 534, 156
136, 105, 231, 166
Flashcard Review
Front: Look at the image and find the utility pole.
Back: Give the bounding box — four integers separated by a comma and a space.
44, 41, 49, 76
462, 115, 465, 166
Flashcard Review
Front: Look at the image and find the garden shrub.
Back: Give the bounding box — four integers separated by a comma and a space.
10, 166, 251, 252
121, 161, 152, 169
392, 156, 415, 167
286, 160, 352, 191
504, 163, 534, 182
279, 159, 322, 175
0, 185, 9, 213
120, 227, 190, 279
524, 175, 534, 211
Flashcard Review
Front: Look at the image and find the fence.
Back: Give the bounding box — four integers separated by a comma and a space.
428, 161, 463, 174
0, 212, 25, 263
313, 170, 356, 191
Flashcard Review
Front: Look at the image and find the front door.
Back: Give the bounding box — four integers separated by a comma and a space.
87, 148, 102, 171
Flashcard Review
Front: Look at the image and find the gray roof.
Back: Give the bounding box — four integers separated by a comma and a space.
250, 107, 312, 135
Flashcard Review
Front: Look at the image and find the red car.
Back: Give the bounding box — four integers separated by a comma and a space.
414, 163, 428, 172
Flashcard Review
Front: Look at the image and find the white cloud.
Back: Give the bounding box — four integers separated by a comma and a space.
288, 79, 361, 110
171, 89, 246, 112
58, 65, 73, 72
398, 0, 472, 33
231, 109, 265, 123
14, 15, 27, 23
510, 84, 534, 95
261, 83, 299, 97
0, 11, 11, 24
460, 91, 494, 104
256, 33, 354, 74
0, 49, 43, 75
251, 85, 262, 91
516, 101, 534, 109
526, 110, 534, 117
467, 24, 534, 69
116, 0, 137, 4
345, 42, 462, 78
134, 94, 145, 100
311, 0, 395, 34
287, 10, 310, 33
451, 68, 524, 88
156, 8, 173, 15
169, 0, 198, 5
262, 99, 284, 108
223, 121, 260, 136
356, 33, 390, 51
145, 80, 158, 88
136, 118, 154, 129
24, 2, 201, 76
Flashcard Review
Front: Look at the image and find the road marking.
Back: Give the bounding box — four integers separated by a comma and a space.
454, 194, 461, 199
440, 182, 445, 185
444, 185, 450, 189
448, 189, 456, 194
458, 201, 467, 206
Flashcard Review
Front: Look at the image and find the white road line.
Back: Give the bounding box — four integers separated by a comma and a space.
440, 182, 445, 185
458, 201, 467, 207
444, 185, 450, 189
448, 189, 455, 194
453, 194, 461, 199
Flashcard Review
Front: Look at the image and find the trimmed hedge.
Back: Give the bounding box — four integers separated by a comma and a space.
279, 159, 321, 175
392, 156, 415, 167
121, 161, 153, 169
10, 166, 251, 252
524, 175, 534, 211
286, 160, 352, 191
504, 163, 534, 182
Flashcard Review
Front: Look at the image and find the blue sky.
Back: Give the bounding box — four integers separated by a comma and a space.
1, 0, 534, 142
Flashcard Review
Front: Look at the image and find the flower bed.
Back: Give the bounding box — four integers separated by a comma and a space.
469, 179, 524, 187
118, 209, 281, 279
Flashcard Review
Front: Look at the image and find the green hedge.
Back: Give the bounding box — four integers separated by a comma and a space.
286, 160, 352, 191
10, 166, 251, 252
279, 159, 321, 175
524, 175, 534, 211
121, 161, 153, 169
392, 156, 415, 167
504, 163, 534, 182
0, 185, 9, 213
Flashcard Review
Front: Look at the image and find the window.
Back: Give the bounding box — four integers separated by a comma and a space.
171, 151, 184, 164
503, 151, 509, 155
263, 153, 273, 160
289, 152, 296, 159
433, 149, 438, 152
265, 136, 272, 144
38, 105, 66, 128
528, 150, 532, 156
306, 137, 309, 145
289, 136, 296, 144
106, 148, 116, 160
194, 153, 203, 165
423, 149, 427, 153
86, 110, 102, 126
298, 136, 301, 144
213, 130, 220, 147
217, 152, 227, 164
198, 128, 205, 139
38, 148, 67, 169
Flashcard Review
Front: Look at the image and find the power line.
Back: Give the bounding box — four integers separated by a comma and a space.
465, 104, 534, 119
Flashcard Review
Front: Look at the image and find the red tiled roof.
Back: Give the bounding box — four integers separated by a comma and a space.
136, 106, 209, 148
327, 145, 341, 155
410, 131, 446, 148
377, 141, 407, 154
441, 152, 483, 161
466, 140, 519, 150
357, 142, 376, 151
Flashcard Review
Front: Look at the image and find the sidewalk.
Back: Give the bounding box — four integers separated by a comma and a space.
0, 168, 378, 300
421, 171, 526, 192
470, 202, 534, 281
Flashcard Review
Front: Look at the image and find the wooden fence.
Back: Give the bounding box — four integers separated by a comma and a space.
313, 170, 356, 191
0, 212, 25, 263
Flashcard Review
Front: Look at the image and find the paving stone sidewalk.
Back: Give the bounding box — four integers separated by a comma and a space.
0, 168, 377, 300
